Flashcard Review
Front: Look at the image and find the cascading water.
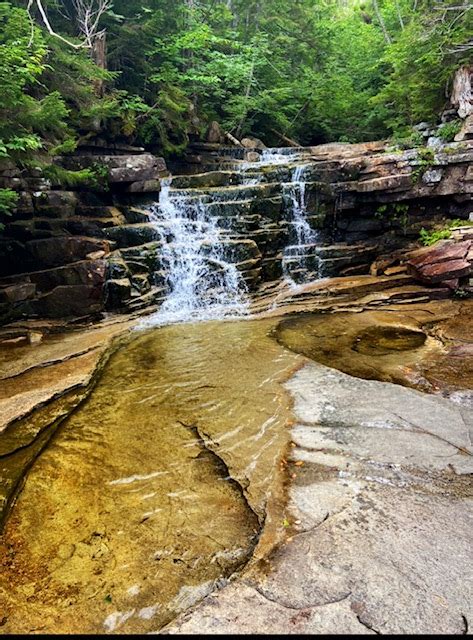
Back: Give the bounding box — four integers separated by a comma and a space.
281, 163, 320, 286
141, 148, 322, 326
144, 179, 249, 325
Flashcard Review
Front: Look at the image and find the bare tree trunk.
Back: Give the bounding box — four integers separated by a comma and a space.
92, 30, 107, 95
395, 0, 404, 29
450, 65, 473, 118
28, 0, 85, 48
372, 0, 392, 44
270, 128, 300, 147
225, 131, 243, 146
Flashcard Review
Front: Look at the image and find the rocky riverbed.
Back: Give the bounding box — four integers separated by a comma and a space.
0, 289, 471, 634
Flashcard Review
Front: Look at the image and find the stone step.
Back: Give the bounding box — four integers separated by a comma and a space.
105, 223, 159, 248
169, 182, 281, 202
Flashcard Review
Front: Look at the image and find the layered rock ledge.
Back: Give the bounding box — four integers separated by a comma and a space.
1, 138, 471, 324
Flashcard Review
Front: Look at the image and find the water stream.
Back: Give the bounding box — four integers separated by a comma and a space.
0, 318, 302, 634
281, 164, 320, 286
143, 148, 321, 326
146, 180, 249, 325
0, 147, 325, 634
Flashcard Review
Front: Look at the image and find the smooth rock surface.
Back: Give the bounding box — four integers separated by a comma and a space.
163, 360, 473, 635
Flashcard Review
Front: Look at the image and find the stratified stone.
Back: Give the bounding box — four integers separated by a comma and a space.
105, 278, 132, 308
26, 236, 111, 268
34, 284, 105, 318
27, 259, 107, 294
104, 224, 159, 248
415, 258, 471, 283
406, 239, 472, 285
32, 191, 78, 218
0, 283, 36, 303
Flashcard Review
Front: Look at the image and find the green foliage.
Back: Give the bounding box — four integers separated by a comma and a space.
412, 146, 435, 182
453, 288, 470, 299
437, 120, 462, 143
42, 163, 109, 190
0, 188, 18, 230
1, 0, 472, 164
372, 1, 472, 133
375, 202, 410, 233
419, 227, 452, 246
390, 127, 424, 150
419, 219, 473, 246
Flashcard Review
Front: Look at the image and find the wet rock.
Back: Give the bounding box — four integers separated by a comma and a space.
28, 331, 43, 345
106, 278, 132, 307
27, 260, 106, 294
165, 350, 473, 635
245, 151, 260, 163
105, 224, 159, 248
107, 253, 130, 280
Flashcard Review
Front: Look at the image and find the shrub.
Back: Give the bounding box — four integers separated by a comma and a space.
0, 187, 18, 230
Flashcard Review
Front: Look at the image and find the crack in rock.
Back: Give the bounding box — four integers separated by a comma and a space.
356, 614, 382, 634
176, 419, 261, 524
246, 582, 352, 612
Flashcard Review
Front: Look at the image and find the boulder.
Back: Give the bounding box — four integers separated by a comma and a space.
60, 153, 167, 183
104, 224, 159, 248
206, 121, 223, 144
241, 137, 266, 150
406, 239, 472, 286
34, 284, 104, 318
0, 283, 36, 303
105, 278, 132, 308
32, 191, 78, 218
26, 237, 111, 268
27, 260, 107, 294
411, 258, 471, 284
125, 179, 162, 193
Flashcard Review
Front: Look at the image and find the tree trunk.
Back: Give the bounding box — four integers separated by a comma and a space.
372, 0, 392, 44
92, 31, 107, 96
270, 128, 300, 147
450, 66, 473, 119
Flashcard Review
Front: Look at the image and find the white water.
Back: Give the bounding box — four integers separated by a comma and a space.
142, 180, 249, 326
282, 164, 320, 286
141, 149, 321, 326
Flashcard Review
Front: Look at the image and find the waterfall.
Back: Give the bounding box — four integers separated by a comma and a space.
144, 180, 249, 325
140, 147, 322, 326
282, 164, 320, 286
